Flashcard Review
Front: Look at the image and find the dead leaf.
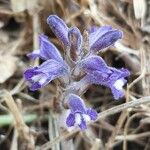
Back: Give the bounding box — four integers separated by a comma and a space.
133, 0, 146, 19
11, 0, 39, 13
0, 55, 17, 83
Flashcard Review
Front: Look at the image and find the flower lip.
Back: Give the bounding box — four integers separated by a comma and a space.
24, 59, 68, 91
85, 68, 129, 100
66, 94, 97, 130
80, 55, 130, 99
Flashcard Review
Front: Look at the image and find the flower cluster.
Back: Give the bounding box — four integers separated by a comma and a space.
24, 15, 130, 131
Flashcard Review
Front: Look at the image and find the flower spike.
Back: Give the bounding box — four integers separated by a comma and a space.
24, 15, 130, 133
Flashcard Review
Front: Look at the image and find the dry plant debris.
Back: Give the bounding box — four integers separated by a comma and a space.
0, 0, 150, 150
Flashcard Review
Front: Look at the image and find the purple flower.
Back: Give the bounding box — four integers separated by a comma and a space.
47, 15, 69, 47
89, 26, 123, 52
24, 34, 68, 91
24, 59, 68, 91
80, 56, 130, 99
66, 94, 97, 130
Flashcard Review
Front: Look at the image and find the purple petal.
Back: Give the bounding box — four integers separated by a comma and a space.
68, 27, 83, 55
86, 108, 97, 121
24, 69, 50, 91
78, 118, 87, 131
24, 59, 67, 90
66, 113, 75, 127
85, 71, 109, 84
108, 68, 130, 81
67, 94, 86, 114
36, 59, 67, 75
89, 26, 123, 52
90, 26, 112, 47
24, 67, 39, 81
47, 15, 69, 47
111, 86, 124, 100
30, 82, 42, 91
27, 49, 40, 60
28, 34, 63, 62
80, 55, 110, 73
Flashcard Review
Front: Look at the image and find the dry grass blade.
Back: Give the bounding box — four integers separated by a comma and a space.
133, 0, 146, 19
116, 132, 150, 141
2, 90, 35, 150
90, 139, 103, 150
37, 130, 79, 150
0, 55, 17, 83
